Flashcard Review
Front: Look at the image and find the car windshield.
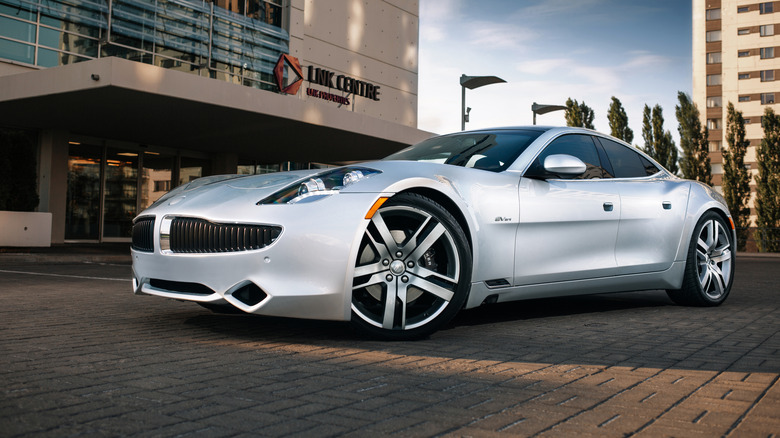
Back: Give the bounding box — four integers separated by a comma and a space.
384, 130, 543, 172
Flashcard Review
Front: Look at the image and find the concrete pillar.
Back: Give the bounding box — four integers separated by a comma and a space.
38, 130, 69, 244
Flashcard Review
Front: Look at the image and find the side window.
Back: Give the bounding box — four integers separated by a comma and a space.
527, 134, 611, 179
597, 137, 660, 177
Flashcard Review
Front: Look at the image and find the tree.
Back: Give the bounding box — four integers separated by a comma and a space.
723, 102, 752, 250
641, 103, 678, 174
675, 91, 712, 185
607, 97, 633, 143
754, 107, 780, 252
642, 104, 654, 154
565, 98, 595, 129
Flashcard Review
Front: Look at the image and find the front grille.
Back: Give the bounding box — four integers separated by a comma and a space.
131, 217, 155, 252
169, 217, 281, 253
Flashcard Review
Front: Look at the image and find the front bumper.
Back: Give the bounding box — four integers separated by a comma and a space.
131, 192, 382, 321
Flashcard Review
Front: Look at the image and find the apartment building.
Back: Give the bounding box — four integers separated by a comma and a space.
693, 0, 780, 206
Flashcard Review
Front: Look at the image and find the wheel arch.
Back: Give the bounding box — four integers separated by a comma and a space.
393, 187, 474, 255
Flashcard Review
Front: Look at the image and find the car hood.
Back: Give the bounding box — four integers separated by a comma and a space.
138, 169, 322, 219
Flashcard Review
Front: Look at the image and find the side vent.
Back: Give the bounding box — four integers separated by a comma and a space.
485, 278, 511, 288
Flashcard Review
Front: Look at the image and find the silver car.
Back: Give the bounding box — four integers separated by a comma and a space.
131, 126, 735, 340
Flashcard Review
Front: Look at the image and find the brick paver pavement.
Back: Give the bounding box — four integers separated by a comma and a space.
1, 256, 778, 437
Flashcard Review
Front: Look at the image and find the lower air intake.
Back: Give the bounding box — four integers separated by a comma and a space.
150, 279, 214, 295
231, 283, 267, 306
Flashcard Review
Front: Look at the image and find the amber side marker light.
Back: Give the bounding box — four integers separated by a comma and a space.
729, 216, 736, 230
365, 197, 389, 219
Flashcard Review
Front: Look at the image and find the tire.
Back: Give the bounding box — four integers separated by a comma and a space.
350, 193, 472, 340
667, 211, 735, 306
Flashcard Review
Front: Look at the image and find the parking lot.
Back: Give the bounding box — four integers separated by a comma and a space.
1, 254, 779, 437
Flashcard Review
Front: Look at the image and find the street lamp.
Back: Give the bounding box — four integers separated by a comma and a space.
531, 102, 567, 125
461, 74, 506, 130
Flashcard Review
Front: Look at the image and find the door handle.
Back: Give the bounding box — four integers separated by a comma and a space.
662, 201, 672, 210
603, 202, 614, 212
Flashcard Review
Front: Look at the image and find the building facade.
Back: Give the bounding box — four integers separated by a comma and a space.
0, 0, 428, 244
693, 0, 780, 216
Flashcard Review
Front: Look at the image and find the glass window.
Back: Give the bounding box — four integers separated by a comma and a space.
762, 93, 775, 104
103, 148, 138, 239
739, 50, 751, 57
706, 8, 721, 20
140, 152, 174, 210
761, 70, 775, 81
0, 38, 34, 64
179, 156, 211, 187
761, 24, 775, 36
66, 144, 102, 240
0, 3, 36, 21
709, 141, 722, 152
739, 72, 751, 79
598, 138, 659, 178
707, 52, 722, 63
707, 30, 722, 41
707, 96, 723, 107
708, 119, 722, 130
707, 74, 722, 86
0, 16, 36, 43
38, 28, 99, 58
760, 2, 774, 14
526, 134, 611, 179
761, 47, 775, 58
739, 95, 751, 102
738, 6, 749, 13
738, 28, 751, 35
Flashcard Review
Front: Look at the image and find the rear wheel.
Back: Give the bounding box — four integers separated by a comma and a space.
667, 212, 734, 306
351, 193, 472, 340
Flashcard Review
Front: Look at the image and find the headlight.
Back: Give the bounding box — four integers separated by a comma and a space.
257, 167, 381, 205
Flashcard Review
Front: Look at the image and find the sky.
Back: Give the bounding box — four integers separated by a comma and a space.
416, 0, 692, 145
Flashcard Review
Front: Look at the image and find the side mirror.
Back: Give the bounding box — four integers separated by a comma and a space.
543, 154, 586, 176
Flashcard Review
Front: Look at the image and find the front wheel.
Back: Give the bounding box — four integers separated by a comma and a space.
351, 193, 472, 340
667, 211, 734, 306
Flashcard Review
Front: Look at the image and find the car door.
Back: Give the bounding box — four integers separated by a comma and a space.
595, 137, 691, 273
514, 134, 620, 286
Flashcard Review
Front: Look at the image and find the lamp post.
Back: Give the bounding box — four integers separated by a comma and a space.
460, 74, 506, 130
531, 102, 567, 125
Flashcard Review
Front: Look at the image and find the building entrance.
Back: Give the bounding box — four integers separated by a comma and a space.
65, 142, 208, 242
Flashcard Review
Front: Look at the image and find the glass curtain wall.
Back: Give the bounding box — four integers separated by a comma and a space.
0, 0, 288, 90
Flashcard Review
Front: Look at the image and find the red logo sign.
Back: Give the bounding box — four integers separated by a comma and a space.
274, 54, 303, 95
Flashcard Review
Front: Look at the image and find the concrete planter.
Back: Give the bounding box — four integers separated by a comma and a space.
0, 211, 52, 247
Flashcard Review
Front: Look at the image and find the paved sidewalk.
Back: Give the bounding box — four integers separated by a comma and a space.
0, 243, 131, 264
0, 255, 778, 436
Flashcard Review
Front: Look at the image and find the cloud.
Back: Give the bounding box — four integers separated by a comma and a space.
419, 0, 464, 42
515, 58, 571, 75
466, 22, 536, 51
